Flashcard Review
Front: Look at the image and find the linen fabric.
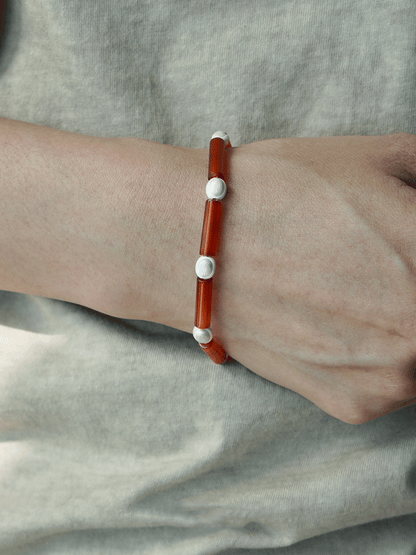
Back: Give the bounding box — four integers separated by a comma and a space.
0, 1, 415, 554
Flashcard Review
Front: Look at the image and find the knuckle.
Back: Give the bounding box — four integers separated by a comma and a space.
379, 361, 416, 401
385, 132, 416, 171
334, 373, 416, 426
387, 378, 415, 402
388, 131, 416, 150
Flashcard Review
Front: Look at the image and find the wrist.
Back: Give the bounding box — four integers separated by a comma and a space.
76, 136, 208, 330
0, 118, 210, 332
96, 138, 208, 329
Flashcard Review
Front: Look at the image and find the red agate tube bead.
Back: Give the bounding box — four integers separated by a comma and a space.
193, 131, 231, 364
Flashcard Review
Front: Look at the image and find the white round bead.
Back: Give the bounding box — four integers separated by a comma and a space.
211, 130, 230, 147
206, 177, 227, 200
193, 326, 213, 344
195, 256, 215, 279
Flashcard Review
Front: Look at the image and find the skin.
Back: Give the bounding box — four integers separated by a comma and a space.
130, 133, 416, 425
1, 118, 415, 424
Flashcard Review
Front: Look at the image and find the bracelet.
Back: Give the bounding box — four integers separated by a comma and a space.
193, 131, 231, 364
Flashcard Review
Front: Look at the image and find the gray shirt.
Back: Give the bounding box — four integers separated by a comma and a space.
0, 1, 415, 553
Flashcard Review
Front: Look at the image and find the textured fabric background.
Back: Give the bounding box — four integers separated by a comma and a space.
0, 1, 415, 554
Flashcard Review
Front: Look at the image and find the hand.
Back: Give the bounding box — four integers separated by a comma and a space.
83, 132, 416, 425
211, 133, 416, 424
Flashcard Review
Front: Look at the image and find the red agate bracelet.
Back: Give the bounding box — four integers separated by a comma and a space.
193, 131, 231, 364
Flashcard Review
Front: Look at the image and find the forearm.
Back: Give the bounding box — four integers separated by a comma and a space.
0, 117, 145, 311
0, 117, 205, 328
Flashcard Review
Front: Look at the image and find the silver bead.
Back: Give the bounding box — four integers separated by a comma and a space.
195, 256, 215, 279
193, 326, 213, 344
211, 130, 230, 147
206, 177, 227, 200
